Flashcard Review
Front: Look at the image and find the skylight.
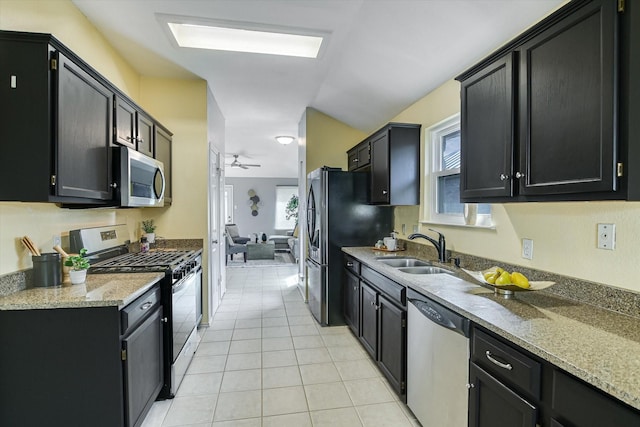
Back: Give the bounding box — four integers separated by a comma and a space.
167, 22, 323, 58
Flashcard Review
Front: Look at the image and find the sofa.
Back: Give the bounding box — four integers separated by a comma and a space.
288, 235, 299, 262
268, 226, 299, 262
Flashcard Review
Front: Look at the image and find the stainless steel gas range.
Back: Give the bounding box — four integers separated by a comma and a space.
70, 224, 201, 399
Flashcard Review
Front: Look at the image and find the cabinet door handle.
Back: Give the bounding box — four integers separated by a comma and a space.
346, 262, 354, 267
161, 317, 168, 323
466, 383, 475, 389
382, 190, 388, 195
499, 174, 510, 181
515, 172, 525, 179
485, 350, 513, 370
138, 137, 144, 143
353, 158, 359, 163
353, 286, 358, 291
126, 136, 132, 141
110, 182, 118, 188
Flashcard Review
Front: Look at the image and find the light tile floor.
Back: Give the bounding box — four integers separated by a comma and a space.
142, 265, 419, 427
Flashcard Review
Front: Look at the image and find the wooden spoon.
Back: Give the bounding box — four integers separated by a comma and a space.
53, 245, 69, 258
22, 236, 41, 256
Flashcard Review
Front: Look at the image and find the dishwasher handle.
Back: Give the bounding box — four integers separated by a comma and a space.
409, 298, 470, 338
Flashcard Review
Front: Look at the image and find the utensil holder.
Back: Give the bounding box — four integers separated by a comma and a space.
32, 253, 62, 287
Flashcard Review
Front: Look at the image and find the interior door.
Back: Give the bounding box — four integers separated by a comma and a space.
208, 145, 223, 324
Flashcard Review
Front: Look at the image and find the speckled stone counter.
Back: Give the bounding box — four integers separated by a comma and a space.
343, 246, 640, 411
0, 272, 164, 310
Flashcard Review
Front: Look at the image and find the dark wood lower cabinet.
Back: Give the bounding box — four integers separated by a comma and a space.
469, 362, 538, 427
359, 282, 378, 359
355, 278, 407, 399
343, 269, 360, 336
122, 306, 163, 427
0, 283, 163, 427
377, 294, 406, 395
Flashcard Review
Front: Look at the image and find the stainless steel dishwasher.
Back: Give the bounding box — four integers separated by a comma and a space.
407, 288, 470, 427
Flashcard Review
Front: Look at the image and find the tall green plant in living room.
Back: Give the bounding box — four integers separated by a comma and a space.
285, 195, 299, 224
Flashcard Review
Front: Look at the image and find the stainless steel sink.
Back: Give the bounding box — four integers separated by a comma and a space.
377, 258, 432, 268
397, 266, 451, 275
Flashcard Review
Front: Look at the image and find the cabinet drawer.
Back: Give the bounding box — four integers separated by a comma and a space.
361, 265, 405, 306
552, 369, 640, 427
472, 328, 541, 399
121, 285, 161, 335
344, 255, 360, 275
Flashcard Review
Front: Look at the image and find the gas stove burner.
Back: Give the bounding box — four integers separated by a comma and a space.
92, 250, 196, 270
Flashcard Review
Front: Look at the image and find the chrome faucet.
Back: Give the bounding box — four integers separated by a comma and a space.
408, 229, 447, 263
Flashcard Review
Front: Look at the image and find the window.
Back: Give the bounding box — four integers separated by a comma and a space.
275, 185, 298, 230
427, 114, 491, 226
224, 185, 234, 224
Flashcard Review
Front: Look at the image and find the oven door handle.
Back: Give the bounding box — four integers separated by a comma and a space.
173, 276, 191, 294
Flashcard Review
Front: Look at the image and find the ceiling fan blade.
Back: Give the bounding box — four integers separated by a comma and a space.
243, 164, 261, 167
240, 164, 249, 169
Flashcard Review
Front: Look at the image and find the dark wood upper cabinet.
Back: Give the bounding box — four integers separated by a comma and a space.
457, 0, 633, 202
347, 140, 371, 171
114, 97, 137, 149
370, 131, 391, 204
518, 0, 617, 196
0, 30, 173, 206
347, 123, 420, 205
154, 124, 173, 205
136, 112, 154, 157
460, 53, 515, 200
55, 52, 114, 201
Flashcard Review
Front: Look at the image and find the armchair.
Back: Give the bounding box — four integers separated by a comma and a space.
225, 224, 250, 244
225, 233, 247, 265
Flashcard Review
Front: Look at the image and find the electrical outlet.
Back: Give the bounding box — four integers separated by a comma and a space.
52, 235, 61, 247
597, 223, 616, 250
401, 224, 406, 235
522, 238, 533, 260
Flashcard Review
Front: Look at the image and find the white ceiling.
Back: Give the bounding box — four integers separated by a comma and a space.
72, 0, 565, 178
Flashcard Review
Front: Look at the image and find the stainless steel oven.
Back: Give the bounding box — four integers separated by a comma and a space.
169, 256, 201, 396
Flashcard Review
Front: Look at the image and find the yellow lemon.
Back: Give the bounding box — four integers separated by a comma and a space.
511, 272, 530, 289
495, 271, 511, 286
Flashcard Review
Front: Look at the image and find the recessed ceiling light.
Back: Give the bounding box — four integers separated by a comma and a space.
275, 136, 296, 145
167, 22, 323, 58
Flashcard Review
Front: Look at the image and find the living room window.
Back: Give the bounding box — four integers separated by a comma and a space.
275, 185, 298, 230
426, 114, 492, 226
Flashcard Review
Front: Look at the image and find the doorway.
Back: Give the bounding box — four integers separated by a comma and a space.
208, 144, 224, 323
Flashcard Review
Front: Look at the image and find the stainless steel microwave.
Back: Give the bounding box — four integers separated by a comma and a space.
115, 147, 165, 207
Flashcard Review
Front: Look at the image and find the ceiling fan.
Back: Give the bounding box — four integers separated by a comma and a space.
227, 154, 261, 169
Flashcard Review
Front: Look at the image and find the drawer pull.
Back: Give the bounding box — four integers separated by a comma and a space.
486, 350, 513, 370
140, 302, 153, 311
346, 262, 354, 267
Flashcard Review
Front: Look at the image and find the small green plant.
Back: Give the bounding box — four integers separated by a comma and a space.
64, 248, 91, 271
142, 219, 156, 234
285, 195, 299, 222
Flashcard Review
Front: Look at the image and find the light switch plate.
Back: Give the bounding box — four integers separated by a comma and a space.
597, 223, 615, 250
522, 238, 533, 260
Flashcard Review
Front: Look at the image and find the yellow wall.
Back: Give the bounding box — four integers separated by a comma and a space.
0, 0, 210, 275
305, 108, 367, 173
391, 79, 640, 293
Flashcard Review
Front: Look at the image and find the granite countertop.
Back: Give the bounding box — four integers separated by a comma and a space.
0, 272, 164, 310
343, 246, 640, 411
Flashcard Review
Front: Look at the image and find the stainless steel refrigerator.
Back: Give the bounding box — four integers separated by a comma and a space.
305, 167, 394, 326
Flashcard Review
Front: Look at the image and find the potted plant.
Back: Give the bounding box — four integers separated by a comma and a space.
64, 248, 90, 285
142, 219, 156, 243
285, 194, 299, 224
